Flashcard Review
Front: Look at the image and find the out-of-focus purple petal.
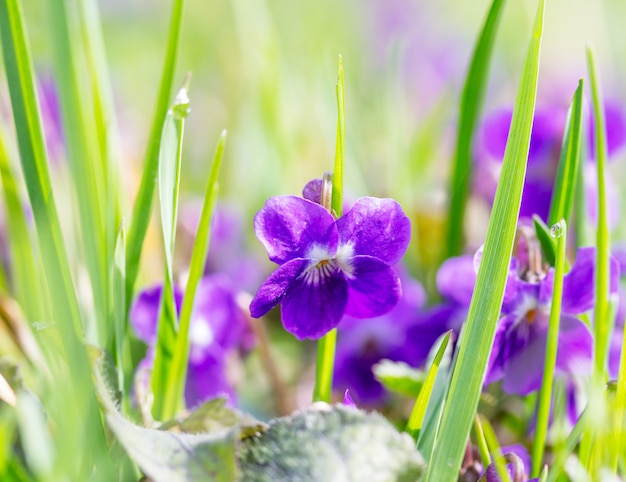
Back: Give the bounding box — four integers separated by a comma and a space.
190, 275, 254, 361
254, 196, 337, 264
184, 348, 234, 407
588, 101, 626, 159
583, 163, 621, 229
500, 322, 547, 395
336, 197, 411, 265
561, 247, 620, 314
555, 315, 592, 377
302, 178, 323, 205
130, 284, 183, 343
519, 178, 553, 221
479, 109, 512, 162
609, 325, 623, 379
281, 268, 349, 340
249, 259, 309, 318
344, 255, 401, 318
484, 314, 515, 386
436, 255, 476, 305
405, 304, 461, 368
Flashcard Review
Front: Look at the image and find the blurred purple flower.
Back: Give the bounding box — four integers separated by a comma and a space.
474, 102, 626, 223
178, 202, 267, 293
250, 195, 411, 340
37, 74, 65, 164
333, 268, 426, 404
486, 247, 619, 395
482, 445, 538, 482
130, 274, 254, 406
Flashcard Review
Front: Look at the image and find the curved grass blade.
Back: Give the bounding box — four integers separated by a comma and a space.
162, 130, 226, 418
125, 0, 186, 310
113, 222, 126, 393
445, 0, 506, 259
425, 1, 544, 479
406, 331, 451, 441
547, 80, 584, 227
0, 0, 111, 476
151, 84, 189, 420
586, 46, 611, 381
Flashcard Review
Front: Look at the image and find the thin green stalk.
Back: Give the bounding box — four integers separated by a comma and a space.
613, 309, 626, 473
125, 0, 186, 310
546, 408, 588, 482
162, 131, 226, 417
473, 416, 491, 469
445, 0, 506, 259
586, 46, 611, 381
425, 2, 544, 479
532, 219, 567, 477
481, 415, 511, 482
313, 56, 344, 403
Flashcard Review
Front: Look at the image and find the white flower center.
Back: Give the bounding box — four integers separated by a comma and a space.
190, 316, 215, 349
302, 243, 354, 285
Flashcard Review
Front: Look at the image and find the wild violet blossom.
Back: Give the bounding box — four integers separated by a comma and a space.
249, 194, 411, 340
474, 103, 626, 223
486, 246, 620, 395
130, 274, 254, 406
333, 268, 426, 404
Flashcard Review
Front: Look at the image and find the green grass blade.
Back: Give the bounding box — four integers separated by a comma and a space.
425, 1, 544, 479
0, 129, 45, 320
125, 0, 186, 308
547, 81, 584, 227
313, 56, 345, 403
163, 130, 226, 417
533, 215, 557, 266
586, 46, 611, 381
406, 331, 451, 441
532, 219, 567, 477
49, 0, 109, 345
0, 0, 111, 475
150, 85, 189, 421
445, 0, 506, 259
113, 222, 127, 394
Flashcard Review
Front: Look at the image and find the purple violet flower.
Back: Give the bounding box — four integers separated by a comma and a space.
130, 274, 254, 406
333, 268, 426, 404
486, 247, 620, 395
475, 102, 626, 223
249, 195, 411, 340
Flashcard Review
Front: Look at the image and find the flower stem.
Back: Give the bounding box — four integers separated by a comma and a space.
531, 219, 567, 477
312, 56, 345, 403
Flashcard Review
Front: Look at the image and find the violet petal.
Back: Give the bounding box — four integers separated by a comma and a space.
344, 255, 401, 318
555, 314, 593, 377
254, 196, 337, 265
436, 254, 476, 305
336, 197, 411, 265
249, 258, 309, 318
280, 267, 349, 340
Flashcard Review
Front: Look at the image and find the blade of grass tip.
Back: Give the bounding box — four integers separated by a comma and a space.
0, 0, 112, 476
313, 56, 344, 403
547, 81, 584, 227
532, 219, 567, 477
445, 0, 506, 260
406, 330, 451, 441
425, 2, 544, 480
163, 131, 226, 417
472, 415, 491, 469
113, 221, 126, 394
545, 408, 588, 482
49, 0, 109, 345
0, 128, 45, 321
125, 0, 186, 309
150, 81, 190, 421
586, 46, 611, 382
533, 215, 557, 267
480, 415, 512, 482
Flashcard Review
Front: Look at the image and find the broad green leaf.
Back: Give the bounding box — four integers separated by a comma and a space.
163, 131, 226, 418
125, 0, 186, 308
426, 1, 544, 479
406, 331, 451, 441
94, 351, 238, 482
238, 405, 425, 481
547, 80, 584, 227
372, 359, 424, 398
445, 0, 506, 259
